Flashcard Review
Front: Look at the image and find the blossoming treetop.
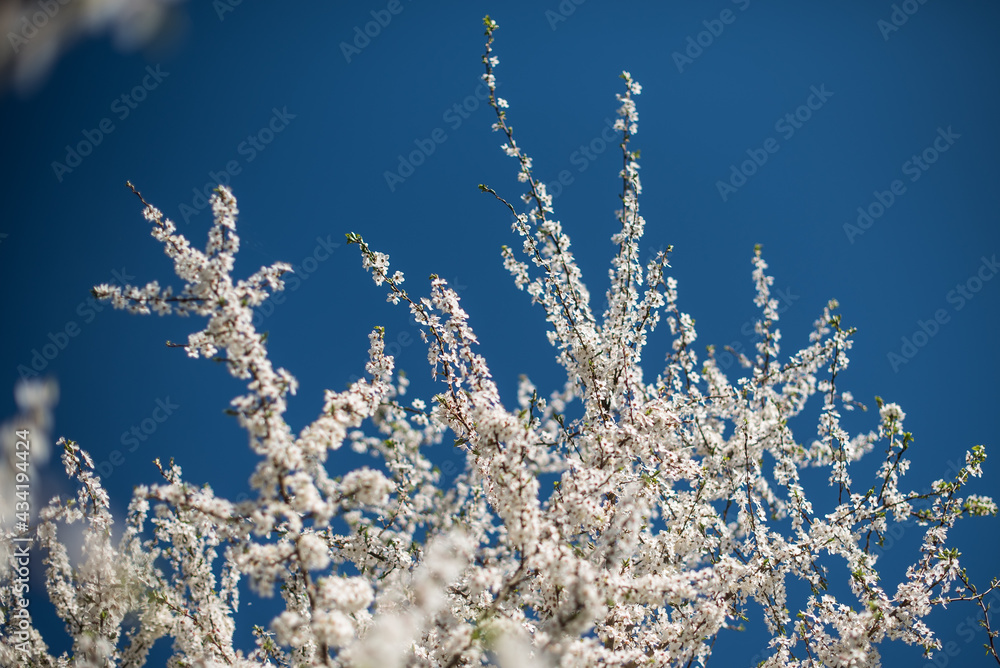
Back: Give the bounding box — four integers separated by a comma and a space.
1, 15, 997, 668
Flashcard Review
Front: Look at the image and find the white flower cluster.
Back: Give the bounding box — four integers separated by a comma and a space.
2, 16, 998, 668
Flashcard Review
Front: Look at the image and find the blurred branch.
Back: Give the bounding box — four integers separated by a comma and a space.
0, 0, 186, 96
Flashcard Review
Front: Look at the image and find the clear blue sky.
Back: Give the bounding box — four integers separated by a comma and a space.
2, 1, 998, 664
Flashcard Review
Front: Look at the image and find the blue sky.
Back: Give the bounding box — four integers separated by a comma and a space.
2, 1, 999, 664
